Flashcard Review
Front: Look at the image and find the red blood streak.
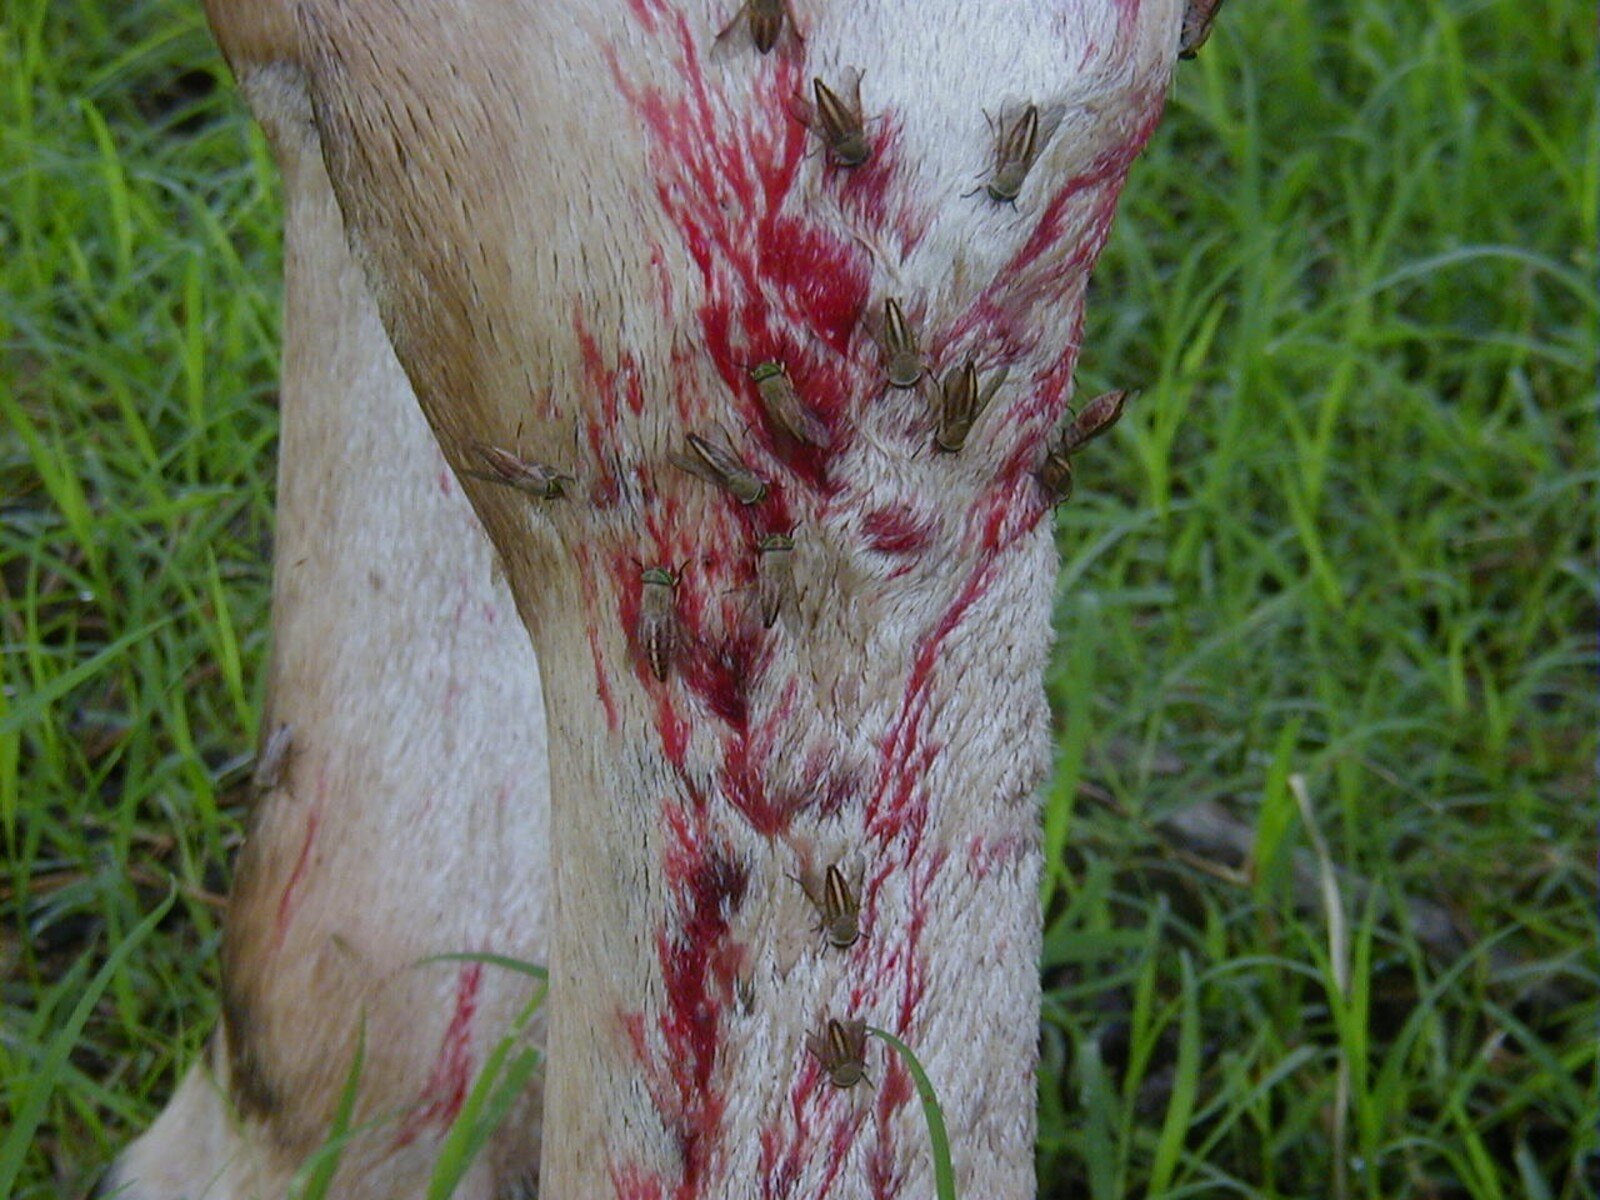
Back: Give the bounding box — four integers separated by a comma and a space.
715, 682, 811, 836
609, 553, 646, 678
396, 963, 483, 1146
625, 807, 748, 1199
588, 623, 620, 733
597, 9, 1174, 1198
759, 1126, 800, 1200
680, 624, 763, 730
831, 118, 928, 256
575, 547, 624, 733
440, 678, 463, 721
589, 12, 898, 1175
717, 736, 792, 837
809, 1107, 864, 1199
758, 1072, 823, 1200
862, 504, 936, 557
869, 482, 1040, 839
894, 853, 947, 1032
624, 365, 648, 416
611, 1162, 667, 1200
608, 7, 873, 492
273, 809, 318, 946
623, 0, 664, 33
657, 692, 692, 772
622, 1010, 651, 1062
943, 95, 1168, 366
867, 1057, 914, 1200
968, 832, 1030, 880
575, 314, 626, 434
648, 240, 676, 319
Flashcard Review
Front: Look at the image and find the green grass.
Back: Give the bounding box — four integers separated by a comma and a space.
1, 0, 1595, 1196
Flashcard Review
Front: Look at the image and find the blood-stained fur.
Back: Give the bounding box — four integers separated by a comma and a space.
109, 3, 1186, 1197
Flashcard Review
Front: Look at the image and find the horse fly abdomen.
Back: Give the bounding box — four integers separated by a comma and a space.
811, 74, 870, 168
715, 0, 796, 55
670, 432, 768, 505
934, 360, 1008, 453
755, 533, 796, 630
751, 360, 828, 446
806, 1017, 869, 1089
638, 566, 679, 682
881, 298, 924, 390
1180, 0, 1226, 59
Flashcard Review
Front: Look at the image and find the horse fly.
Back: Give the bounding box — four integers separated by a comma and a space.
638, 566, 680, 682
934, 360, 1008, 453
464, 442, 575, 500
1037, 443, 1074, 506
751, 360, 829, 446
1039, 389, 1134, 504
252, 723, 294, 796
798, 862, 861, 949
755, 533, 796, 629
670, 432, 768, 504
1058, 389, 1134, 455
984, 102, 1063, 204
715, 0, 798, 55
880, 298, 925, 390
807, 1017, 869, 1088
1179, 0, 1226, 59
810, 74, 870, 168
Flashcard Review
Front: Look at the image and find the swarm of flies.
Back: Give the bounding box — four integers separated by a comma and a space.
807, 1017, 870, 1089
715, 0, 801, 55
934, 359, 1009, 454
1037, 388, 1135, 505
802, 72, 871, 168
974, 102, 1065, 205
669, 431, 768, 505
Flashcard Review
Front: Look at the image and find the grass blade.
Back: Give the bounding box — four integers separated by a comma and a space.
415, 951, 549, 982
1146, 953, 1201, 1196
294, 1019, 367, 1200
0, 618, 176, 736
1291, 773, 1350, 1200
866, 1026, 956, 1200
418, 952, 548, 1200
0, 890, 175, 1195
426, 1043, 541, 1200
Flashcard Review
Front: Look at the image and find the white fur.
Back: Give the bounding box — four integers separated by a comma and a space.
116, 3, 1183, 1197
113, 67, 550, 1198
